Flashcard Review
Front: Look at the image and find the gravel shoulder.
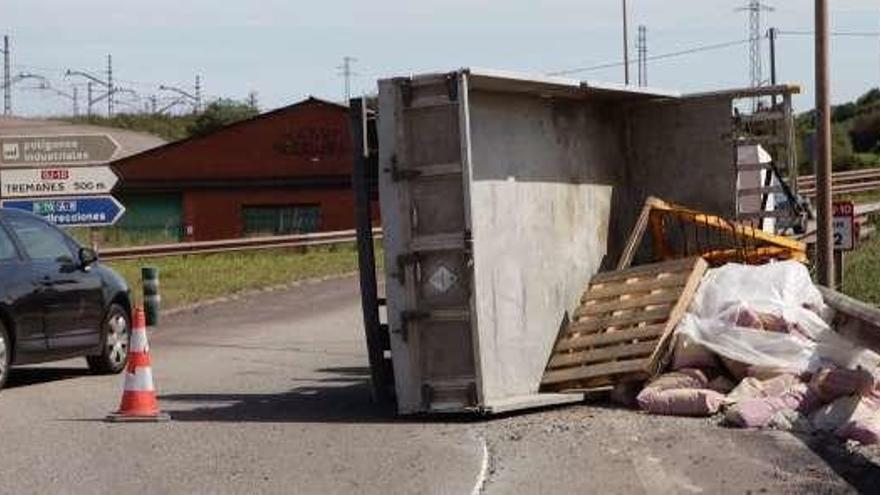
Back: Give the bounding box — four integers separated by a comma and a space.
478, 399, 880, 494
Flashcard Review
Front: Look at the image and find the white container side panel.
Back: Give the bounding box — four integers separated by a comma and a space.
378, 75, 479, 414
377, 79, 420, 413
467, 90, 624, 401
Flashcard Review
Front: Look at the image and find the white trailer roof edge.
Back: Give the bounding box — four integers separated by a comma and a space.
379, 67, 681, 101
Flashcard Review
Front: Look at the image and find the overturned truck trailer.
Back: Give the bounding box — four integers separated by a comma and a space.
366, 68, 799, 414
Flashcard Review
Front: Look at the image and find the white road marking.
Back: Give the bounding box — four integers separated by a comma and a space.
471, 435, 490, 495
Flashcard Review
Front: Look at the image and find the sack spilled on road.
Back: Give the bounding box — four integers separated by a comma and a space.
546, 259, 880, 445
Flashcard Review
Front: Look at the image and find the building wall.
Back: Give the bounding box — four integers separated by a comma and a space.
112, 98, 377, 242
181, 188, 357, 241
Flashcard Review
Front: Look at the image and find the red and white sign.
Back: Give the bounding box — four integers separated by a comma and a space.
0, 166, 119, 199
833, 201, 856, 251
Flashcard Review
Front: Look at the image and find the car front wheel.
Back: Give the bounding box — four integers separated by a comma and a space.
86, 304, 130, 374
0, 321, 10, 390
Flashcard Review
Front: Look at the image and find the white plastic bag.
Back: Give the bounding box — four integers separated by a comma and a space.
675, 261, 880, 374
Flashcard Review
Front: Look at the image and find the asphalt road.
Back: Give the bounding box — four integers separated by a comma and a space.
0, 275, 878, 494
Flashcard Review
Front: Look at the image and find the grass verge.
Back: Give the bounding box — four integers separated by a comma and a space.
843, 235, 880, 305
106, 243, 375, 310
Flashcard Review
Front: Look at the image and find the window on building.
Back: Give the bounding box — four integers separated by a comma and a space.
242, 205, 321, 236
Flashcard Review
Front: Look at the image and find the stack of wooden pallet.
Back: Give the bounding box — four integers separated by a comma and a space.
541, 257, 708, 392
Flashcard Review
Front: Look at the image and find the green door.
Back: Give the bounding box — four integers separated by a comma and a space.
112, 193, 184, 244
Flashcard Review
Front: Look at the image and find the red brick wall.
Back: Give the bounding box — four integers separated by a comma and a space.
181, 188, 358, 241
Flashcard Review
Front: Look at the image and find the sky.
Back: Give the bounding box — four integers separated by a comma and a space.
3, 0, 880, 116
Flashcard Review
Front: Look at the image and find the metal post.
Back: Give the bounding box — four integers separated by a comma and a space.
769, 27, 778, 107
834, 250, 844, 290
195, 75, 202, 113
2, 35, 10, 116
87, 82, 93, 117
106, 54, 113, 117
72, 86, 79, 116
637, 25, 647, 87
141, 266, 160, 327
815, 0, 834, 287
350, 96, 391, 403
622, 0, 630, 85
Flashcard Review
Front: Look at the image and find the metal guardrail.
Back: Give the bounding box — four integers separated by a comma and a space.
99, 228, 383, 261
798, 167, 880, 197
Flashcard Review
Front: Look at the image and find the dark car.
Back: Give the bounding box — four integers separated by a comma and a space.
0, 208, 132, 390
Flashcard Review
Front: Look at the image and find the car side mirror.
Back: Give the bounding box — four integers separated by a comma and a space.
79, 247, 98, 268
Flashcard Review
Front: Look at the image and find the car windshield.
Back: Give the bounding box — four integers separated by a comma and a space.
0, 226, 17, 262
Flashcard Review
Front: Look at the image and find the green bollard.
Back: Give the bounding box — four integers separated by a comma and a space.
141, 266, 160, 327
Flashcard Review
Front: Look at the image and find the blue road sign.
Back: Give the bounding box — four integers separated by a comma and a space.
1, 195, 126, 227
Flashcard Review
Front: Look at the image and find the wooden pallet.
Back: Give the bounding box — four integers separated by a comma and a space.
541, 257, 708, 392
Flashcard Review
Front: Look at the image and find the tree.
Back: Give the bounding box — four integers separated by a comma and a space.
187, 99, 259, 137
850, 109, 880, 153
832, 124, 856, 170
856, 88, 880, 107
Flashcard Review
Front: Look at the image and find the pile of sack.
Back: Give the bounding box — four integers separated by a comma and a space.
630, 261, 880, 445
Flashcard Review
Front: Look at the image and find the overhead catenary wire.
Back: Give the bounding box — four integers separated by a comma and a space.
548, 38, 751, 76
777, 30, 880, 37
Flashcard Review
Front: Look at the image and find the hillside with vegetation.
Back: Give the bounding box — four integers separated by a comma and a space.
58, 98, 259, 142
796, 88, 880, 174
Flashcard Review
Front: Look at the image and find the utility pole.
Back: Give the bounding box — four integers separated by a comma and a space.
67, 61, 120, 117
637, 25, 647, 87
159, 78, 201, 113
622, 0, 630, 85
815, 0, 834, 287
72, 85, 79, 116
2, 35, 11, 115
195, 75, 202, 112
106, 54, 114, 117
87, 82, 94, 116
737, 1, 774, 89
769, 27, 778, 106
338, 56, 357, 102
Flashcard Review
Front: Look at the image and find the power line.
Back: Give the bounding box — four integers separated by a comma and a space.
548, 38, 750, 76
777, 30, 880, 37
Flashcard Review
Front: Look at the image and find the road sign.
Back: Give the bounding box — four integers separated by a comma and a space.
833, 201, 855, 251
1, 196, 126, 227
0, 166, 119, 198
0, 134, 119, 166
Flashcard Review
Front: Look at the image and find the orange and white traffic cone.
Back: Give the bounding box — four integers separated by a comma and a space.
106, 306, 170, 422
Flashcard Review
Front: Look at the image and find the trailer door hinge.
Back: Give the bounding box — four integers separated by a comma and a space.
445, 73, 459, 102
384, 155, 422, 182
393, 252, 420, 284
394, 310, 429, 342
393, 168, 422, 182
